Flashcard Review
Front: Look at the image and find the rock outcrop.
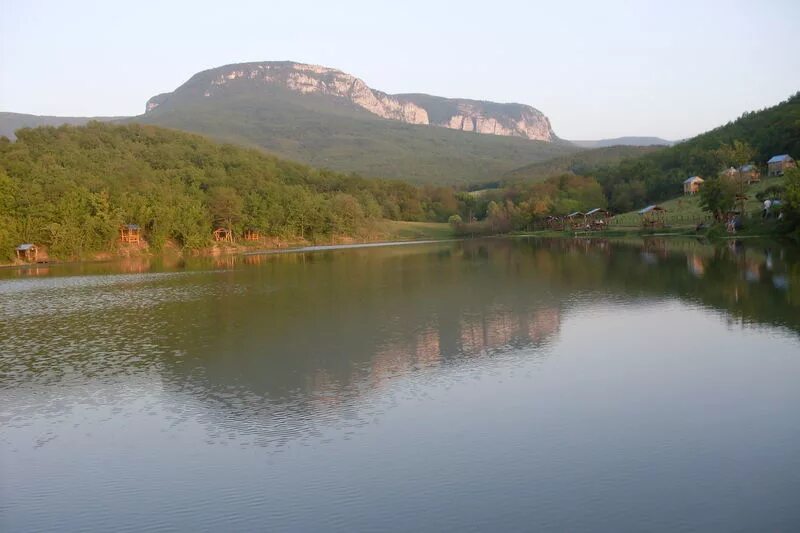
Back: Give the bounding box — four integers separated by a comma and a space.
146, 62, 556, 142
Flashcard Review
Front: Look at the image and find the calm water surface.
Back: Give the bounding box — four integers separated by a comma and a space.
1, 237, 799, 532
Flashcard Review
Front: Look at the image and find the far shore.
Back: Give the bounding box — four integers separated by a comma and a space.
0, 233, 459, 271
3, 224, 794, 272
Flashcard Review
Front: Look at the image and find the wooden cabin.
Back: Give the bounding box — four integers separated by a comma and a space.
544, 215, 564, 230
119, 224, 141, 244
738, 164, 760, 184
767, 154, 796, 176
243, 228, 261, 242
638, 205, 666, 229
15, 243, 38, 262
683, 176, 704, 195
584, 208, 612, 230
213, 227, 233, 243
566, 211, 585, 229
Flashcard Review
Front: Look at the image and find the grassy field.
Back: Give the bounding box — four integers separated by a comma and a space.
610, 177, 785, 229
379, 221, 455, 241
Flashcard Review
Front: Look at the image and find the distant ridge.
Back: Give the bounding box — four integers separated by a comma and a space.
570, 136, 673, 148
0, 112, 122, 140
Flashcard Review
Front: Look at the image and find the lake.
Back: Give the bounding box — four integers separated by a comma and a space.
1, 237, 799, 532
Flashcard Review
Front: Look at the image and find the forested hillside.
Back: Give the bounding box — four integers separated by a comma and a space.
0, 123, 461, 260
592, 92, 800, 211
502, 145, 665, 184
500, 93, 799, 213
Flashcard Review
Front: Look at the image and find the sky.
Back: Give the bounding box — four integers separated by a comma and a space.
1, 0, 798, 140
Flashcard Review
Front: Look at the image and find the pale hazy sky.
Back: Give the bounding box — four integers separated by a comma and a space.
1, 0, 798, 139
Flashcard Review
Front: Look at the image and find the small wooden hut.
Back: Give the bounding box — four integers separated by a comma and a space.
767, 154, 795, 176
119, 224, 141, 244
683, 176, 704, 195
638, 205, 666, 229
566, 211, 585, 229
243, 228, 261, 242
213, 227, 233, 243
584, 208, 612, 230
739, 164, 760, 184
544, 215, 564, 230
15, 244, 38, 262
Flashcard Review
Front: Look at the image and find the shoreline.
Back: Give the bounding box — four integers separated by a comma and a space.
0, 235, 459, 272
3, 228, 793, 273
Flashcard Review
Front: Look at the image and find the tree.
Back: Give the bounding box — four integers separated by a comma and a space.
207, 186, 244, 230
699, 177, 737, 221
782, 167, 800, 231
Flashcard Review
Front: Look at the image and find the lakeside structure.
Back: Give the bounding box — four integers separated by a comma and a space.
15, 243, 38, 262
683, 176, 704, 195
739, 164, 760, 184
767, 154, 796, 176
243, 229, 261, 242
213, 228, 234, 243
639, 205, 667, 228
119, 224, 142, 244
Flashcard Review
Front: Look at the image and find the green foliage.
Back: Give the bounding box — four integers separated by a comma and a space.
501, 93, 799, 215
506, 174, 606, 218
591, 93, 800, 210
0, 122, 462, 259
502, 145, 665, 184
783, 168, 800, 232
698, 177, 738, 221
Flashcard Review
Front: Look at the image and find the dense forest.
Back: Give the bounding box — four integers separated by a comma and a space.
0, 123, 466, 260
0, 122, 623, 261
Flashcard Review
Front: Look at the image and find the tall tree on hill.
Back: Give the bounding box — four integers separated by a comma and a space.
699, 177, 738, 221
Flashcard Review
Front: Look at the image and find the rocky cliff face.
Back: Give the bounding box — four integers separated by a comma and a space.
145, 62, 556, 142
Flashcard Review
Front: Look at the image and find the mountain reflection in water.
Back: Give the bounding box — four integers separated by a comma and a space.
1, 237, 799, 532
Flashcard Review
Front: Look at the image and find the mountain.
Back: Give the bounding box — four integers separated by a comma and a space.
0, 112, 122, 140
145, 62, 556, 141
570, 136, 674, 148
132, 61, 578, 184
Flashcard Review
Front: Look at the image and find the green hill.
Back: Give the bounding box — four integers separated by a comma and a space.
502, 145, 666, 183
592, 92, 800, 211
500, 93, 799, 214
0, 122, 457, 260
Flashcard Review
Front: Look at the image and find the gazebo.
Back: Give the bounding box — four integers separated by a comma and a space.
683, 176, 704, 195
638, 205, 666, 229
739, 164, 760, 184
243, 228, 261, 242
544, 215, 564, 230
566, 211, 585, 229
584, 208, 612, 230
15, 244, 38, 262
213, 228, 233, 242
119, 224, 141, 244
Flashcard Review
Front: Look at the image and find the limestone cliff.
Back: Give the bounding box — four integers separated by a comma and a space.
145, 62, 556, 142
